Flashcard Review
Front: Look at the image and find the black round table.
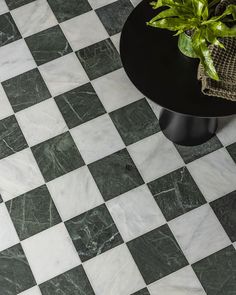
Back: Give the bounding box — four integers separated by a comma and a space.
120, 0, 236, 146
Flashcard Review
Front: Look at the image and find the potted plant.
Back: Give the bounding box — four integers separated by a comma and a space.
147, 0, 236, 80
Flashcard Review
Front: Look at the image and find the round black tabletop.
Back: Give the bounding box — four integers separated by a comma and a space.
120, 0, 236, 118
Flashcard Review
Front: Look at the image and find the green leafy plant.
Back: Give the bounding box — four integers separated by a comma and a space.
147, 0, 236, 80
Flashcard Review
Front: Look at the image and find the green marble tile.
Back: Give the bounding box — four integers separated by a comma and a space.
226, 142, 236, 164
127, 225, 189, 284
0, 13, 21, 47
6, 185, 61, 240
5, 0, 35, 9
148, 167, 206, 221
210, 191, 236, 242
192, 245, 236, 295
0, 115, 28, 160
31, 131, 85, 182
88, 148, 144, 201
96, 0, 133, 36
55, 83, 106, 129
2, 68, 51, 112
131, 288, 150, 295
65, 204, 123, 261
25, 25, 72, 66
0, 244, 36, 295
76, 38, 122, 80
47, 0, 91, 22
174, 136, 223, 164
110, 98, 160, 145
40, 265, 95, 295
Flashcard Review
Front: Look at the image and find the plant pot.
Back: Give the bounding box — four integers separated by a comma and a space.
178, 32, 197, 58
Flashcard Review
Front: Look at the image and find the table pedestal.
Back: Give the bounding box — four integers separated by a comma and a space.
159, 108, 218, 146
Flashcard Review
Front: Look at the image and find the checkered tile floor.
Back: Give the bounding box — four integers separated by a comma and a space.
0, 0, 236, 294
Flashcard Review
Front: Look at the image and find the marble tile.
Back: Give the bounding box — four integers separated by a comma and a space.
110, 98, 160, 145
96, 0, 133, 36
216, 115, 236, 146
71, 114, 125, 164
148, 266, 206, 295
169, 204, 231, 264
16, 99, 67, 146
0, 203, 19, 252
47, 0, 91, 23
110, 32, 120, 52
0, 39, 36, 82
25, 25, 72, 66
39, 53, 89, 97
22, 223, 81, 284
128, 133, 184, 183
39, 265, 95, 295
31, 131, 85, 182
0, 84, 13, 120
192, 245, 236, 295
47, 166, 104, 221
61, 11, 108, 51
0, 115, 28, 159
0, 243, 36, 295
127, 224, 188, 284
0, 0, 9, 15
130, 0, 142, 6
148, 167, 206, 221
65, 203, 123, 262
88, 148, 144, 201
83, 244, 145, 295
0, 12, 21, 47
226, 142, 236, 164
19, 286, 42, 295
187, 148, 236, 202
76, 38, 122, 80
174, 136, 223, 164
210, 190, 236, 242
132, 288, 150, 295
0, 194, 2, 203
0, 149, 44, 201
88, 0, 116, 9
6, 185, 61, 240
11, 0, 57, 38
2, 68, 51, 113
146, 98, 162, 119
5, 0, 34, 9
92, 68, 143, 112
55, 82, 106, 129
107, 185, 166, 241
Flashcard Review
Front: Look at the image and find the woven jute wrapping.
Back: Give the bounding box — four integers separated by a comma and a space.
197, 37, 236, 101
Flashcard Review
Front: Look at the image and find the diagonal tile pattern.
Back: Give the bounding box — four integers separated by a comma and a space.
0, 0, 235, 294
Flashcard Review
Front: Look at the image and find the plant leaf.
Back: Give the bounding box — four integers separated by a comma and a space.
208, 21, 236, 37
147, 17, 198, 31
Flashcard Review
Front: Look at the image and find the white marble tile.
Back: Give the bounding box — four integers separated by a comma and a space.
148, 266, 206, 295
233, 242, 236, 250
146, 98, 162, 119
107, 185, 165, 241
83, 244, 145, 295
22, 223, 81, 284
128, 132, 184, 183
216, 116, 236, 146
0, 149, 44, 202
70, 114, 125, 164
39, 53, 89, 97
92, 68, 143, 112
47, 166, 104, 221
0, 84, 14, 120
16, 99, 67, 146
88, 0, 117, 9
169, 204, 231, 264
19, 286, 42, 295
130, 0, 142, 7
0, 203, 19, 252
61, 11, 108, 51
11, 0, 57, 38
187, 148, 236, 202
0, 0, 8, 15
0, 40, 36, 82
110, 33, 121, 53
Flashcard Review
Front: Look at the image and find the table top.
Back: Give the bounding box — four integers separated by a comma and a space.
120, 0, 236, 118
